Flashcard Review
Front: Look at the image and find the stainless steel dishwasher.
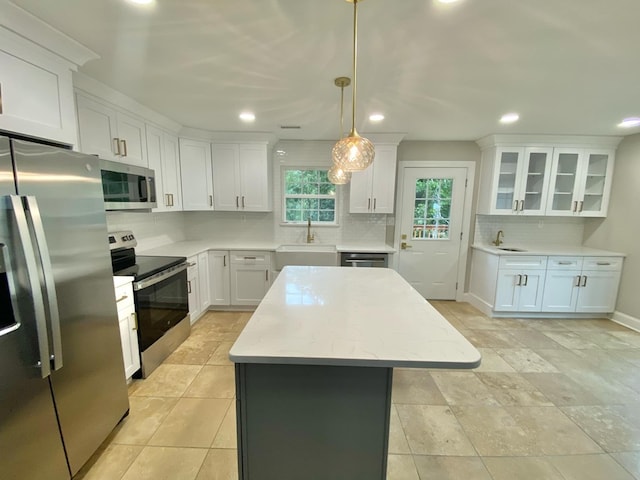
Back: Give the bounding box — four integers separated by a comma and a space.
340, 252, 389, 268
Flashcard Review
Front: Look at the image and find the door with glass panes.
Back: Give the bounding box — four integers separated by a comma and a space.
398, 167, 467, 299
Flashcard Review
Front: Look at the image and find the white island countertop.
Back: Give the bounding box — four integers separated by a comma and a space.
230, 266, 480, 369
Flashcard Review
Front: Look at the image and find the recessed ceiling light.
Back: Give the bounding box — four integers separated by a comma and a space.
500, 113, 520, 124
369, 113, 385, 122
127, 0, 154, 4
239, 112, 256, 122
618, 117, 640, 128
437, 0, 461, 4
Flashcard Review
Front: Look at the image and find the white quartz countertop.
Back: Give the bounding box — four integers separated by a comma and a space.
472, 244, 626, 257
140, 241, 396, 258
229, 266, 480, 368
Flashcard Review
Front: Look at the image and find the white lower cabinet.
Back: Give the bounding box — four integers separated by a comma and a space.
495, 268, 546, 312
198, 252, 211, 314
209, 251, 231, 306
187, 257, 201, 323
230, 251, 272, 306
114, 278, 140, 379
542, 256, 623, 313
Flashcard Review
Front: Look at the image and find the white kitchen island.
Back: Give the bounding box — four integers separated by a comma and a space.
230, 266, 480, 480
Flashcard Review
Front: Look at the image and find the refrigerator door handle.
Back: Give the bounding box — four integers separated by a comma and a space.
9, 196, 51, 378
0, 243, 22, 337
25, 196, 63, 371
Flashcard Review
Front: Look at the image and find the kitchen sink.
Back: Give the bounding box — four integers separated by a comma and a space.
275, 244, 338, 269
497, 247, 527, 252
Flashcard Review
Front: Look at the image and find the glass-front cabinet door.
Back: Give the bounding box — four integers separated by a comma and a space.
519, 147, 552, 215
578, 150, 614, 217
546, 148, 581, 216
491, 147, 524, 214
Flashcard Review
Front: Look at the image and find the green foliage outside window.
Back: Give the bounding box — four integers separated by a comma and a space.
284, 169, 336, 223
413, 178, 453, 239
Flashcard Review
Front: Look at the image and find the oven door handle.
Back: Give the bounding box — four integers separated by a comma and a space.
133, 263, 188, 291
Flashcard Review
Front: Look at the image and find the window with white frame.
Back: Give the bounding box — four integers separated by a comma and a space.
283, 168, 337, 223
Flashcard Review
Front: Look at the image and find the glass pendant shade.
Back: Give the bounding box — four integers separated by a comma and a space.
332, 132, 375, 172
328, 164, 351, 184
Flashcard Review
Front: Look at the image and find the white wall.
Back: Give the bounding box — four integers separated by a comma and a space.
583, 133, 640, 320
106, 211, 187, 250
474, 215, 585, 246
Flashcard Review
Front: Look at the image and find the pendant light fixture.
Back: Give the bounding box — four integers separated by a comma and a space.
332, 0, 375, 172
328, 76, 352, 185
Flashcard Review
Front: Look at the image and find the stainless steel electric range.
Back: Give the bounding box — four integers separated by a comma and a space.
109, 231, 189, 377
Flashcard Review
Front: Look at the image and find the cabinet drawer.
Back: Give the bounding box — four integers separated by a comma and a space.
114, 280, 134, 312
582, 256, 623, 271
498, 256, 547, 270
230, 251, 271, 266
547, 257, 584, 270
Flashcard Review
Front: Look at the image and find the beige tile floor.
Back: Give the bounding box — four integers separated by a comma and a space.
76, 304, 640, 480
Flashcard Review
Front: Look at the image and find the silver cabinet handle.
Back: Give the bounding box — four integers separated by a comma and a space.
120, 139, 128, 157
236, 196, 239, 208
113, 137, 121, 156
573, 201, 578, 212
522, 274, 528, 286
558, 261, 573, 265
513, 200, 518, 211
9, 196, 50, 378
582, 275, 587, 287
165, 194, 170, 207
0, 243, 21, 337
242, 196, 245, 208
266, 269, 269, 282
170, 194, 174, 207
116, 294, 129, 303
25, 196, 63, 372
131, 312, 138, 331
244, 256, 257, 260
209, 195, 213, 207
575, 275, 581, 287
223, 255, 226, 267
578, 201, 584, 213
187, 280, 192, 294
519, 200, 524, 211
596, 262, 611, 266
373, 198, 377, 210
516, 274, 522, 286
368, 198, 371, 210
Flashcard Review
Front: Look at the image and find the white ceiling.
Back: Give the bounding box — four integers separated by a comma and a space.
12, 0, 640, 141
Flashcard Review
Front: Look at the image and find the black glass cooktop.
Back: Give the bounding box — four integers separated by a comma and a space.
113, 255, 186, 280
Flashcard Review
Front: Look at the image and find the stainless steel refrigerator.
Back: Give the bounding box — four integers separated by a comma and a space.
0, 136, 129, 479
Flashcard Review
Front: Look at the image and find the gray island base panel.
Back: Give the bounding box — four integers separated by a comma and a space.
230, 266, 481, 480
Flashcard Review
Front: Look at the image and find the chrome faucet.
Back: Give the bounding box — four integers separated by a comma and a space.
306, 218, 315, 243
493, 230, 504, 246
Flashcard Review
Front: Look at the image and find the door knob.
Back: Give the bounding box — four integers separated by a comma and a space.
401, 241, 412, 250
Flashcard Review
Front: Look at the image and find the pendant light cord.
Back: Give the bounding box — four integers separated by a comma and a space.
340, 83, 345, 138
350, 0, 358, 136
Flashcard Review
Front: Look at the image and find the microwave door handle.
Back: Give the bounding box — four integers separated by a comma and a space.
0, 243, 22, 337
138, 176, 148, 202
25, 197, 63, 371
8, 196, 51, 378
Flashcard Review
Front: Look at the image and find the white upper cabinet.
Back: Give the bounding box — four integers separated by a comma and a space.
349, 144, 398, 214
476, 135, 620, 217
546, 148, 615, 217
180, 138, 214, 211
212, 143, 271, 212
76, 93, 148, 167
0, 27, 79, 145
483, 147, 552, 215
147, 125, 182, 212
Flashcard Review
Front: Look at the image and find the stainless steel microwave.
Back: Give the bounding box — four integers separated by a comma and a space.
100, 160, 157, 210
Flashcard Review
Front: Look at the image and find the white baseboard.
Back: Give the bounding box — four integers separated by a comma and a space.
465, 293, 494, 317
610, 310, 640, 333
